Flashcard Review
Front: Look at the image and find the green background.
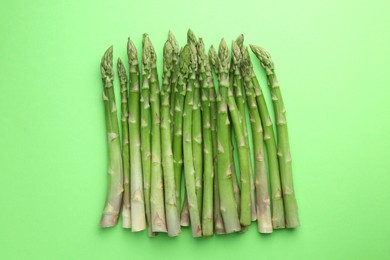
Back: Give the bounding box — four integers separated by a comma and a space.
1, 0, 389, 259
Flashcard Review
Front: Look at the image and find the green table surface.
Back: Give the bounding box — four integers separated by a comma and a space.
1, 0, 389, 259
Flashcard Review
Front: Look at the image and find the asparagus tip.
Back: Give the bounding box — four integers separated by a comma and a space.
189, 43, 198, 73
168, 30, 179, 53
236, 34, 244, 47
187, 29, 197, 45
101, 46, 114, 82
117, 58, 128, 84
240, 47, 253, 79
231, 41, 242, 65
127, 38, 138, 63
208, 45, 217, 69
163, 40, 173, 72
217, 38, 229, 73
249, 44, 274, 72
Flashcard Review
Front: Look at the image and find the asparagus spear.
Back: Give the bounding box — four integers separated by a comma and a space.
161, 39, 181, 236
236, 45, 272, 233
241, 47, 285, 229
228, 62, 241, 211
141, 35, 154, 235
146, 36, 167, 233
168, 32, 180, 129
208, 46, 225, 234
127, 39, 146, 232
182, 43, 202, 237
218, 39, 251, 227
233, 37, 257, 222
215, 40, 241, 233
187, 30, 203, 216
250, 45, 300, 228
193, 80, 203, 214
100, 46, 123, 227
117, 58, 131, 228
197, 39, 214, 236
173, 46, 191, 215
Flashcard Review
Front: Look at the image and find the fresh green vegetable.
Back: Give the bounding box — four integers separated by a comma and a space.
147, 36, 167, 233
233, 36, 257, 222
141, 35, 154, 235
241, 47, 285, 229
218, 39, 252, 227
173, 46, 191, 218
197, 38, 214, 237
187, 30, 203, 216
127, 38, 146, 232
250, 45, 300, 228
182, 43, 202, 237
117, 58, 131, 228
235, 43, 272, 233
161, 39, 181, 236
215, 39, 241, 233
99, 46, 123, 228
208, 46, 225, 234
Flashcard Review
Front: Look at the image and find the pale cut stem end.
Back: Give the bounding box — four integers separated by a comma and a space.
100, 214, 119, 228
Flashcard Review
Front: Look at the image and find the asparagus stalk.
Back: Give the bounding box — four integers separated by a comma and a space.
218, 40, 251, 227
187, 30, 203, 216
241, 47, 285, 229
100, 46, 123, 227
198, 39, 214, 237
141, 35, 154, 235
228, 62, 241, 209
146, 36, 167, 233
173, 46, 191, 215
117, 59, 131, 228
161, 39, 181, 236
168, 32, 180, 129
215, 40, 241, 233
250, 45, 300, 228
233, 37, 257, 222
208, 46, 225, 234
127, 39, 146, 232
182, 43, 202, 237
236, 45, 272, 233
193, 77, 203, 216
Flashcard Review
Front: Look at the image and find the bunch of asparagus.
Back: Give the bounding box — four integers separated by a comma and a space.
99, 30, 299, 237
